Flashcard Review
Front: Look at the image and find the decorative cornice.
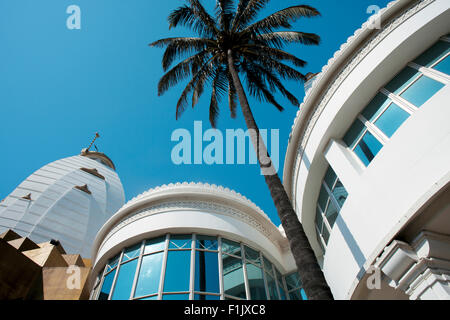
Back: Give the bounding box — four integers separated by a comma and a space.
284, 0, 435, 200
98, 199, 281, 254
93, 182, 289, 259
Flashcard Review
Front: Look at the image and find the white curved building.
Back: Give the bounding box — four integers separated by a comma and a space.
283, 0, 450, 299
89, 182, 304, 300
0, 150, 125, 258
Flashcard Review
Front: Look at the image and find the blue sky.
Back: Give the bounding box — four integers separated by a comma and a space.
0, 0, 392, 226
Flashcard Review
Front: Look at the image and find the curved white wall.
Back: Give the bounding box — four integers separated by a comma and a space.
284, 0, 450, 299
90, 183, 296, 282
0, 154, 125, 258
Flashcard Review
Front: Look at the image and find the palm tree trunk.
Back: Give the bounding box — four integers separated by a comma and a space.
227, 50, 333, 300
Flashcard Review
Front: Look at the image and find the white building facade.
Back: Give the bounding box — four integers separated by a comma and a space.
0, 150, 125, 258
89, 183, 304, 300
283, 0, 450, 299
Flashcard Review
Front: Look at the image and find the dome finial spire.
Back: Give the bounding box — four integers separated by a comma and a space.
86, 132, 100, 152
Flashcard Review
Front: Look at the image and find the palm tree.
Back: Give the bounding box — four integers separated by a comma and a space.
150, 0, 333, 300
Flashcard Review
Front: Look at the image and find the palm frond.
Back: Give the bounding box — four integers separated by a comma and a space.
149, 37, 213, 71
168, 5, 216, 37
242, 5, 320, 34
256, 31, 320, 48
216, 0, 235, 30
157, 51, 210, 96
232, 0, 270, 32
240, 45, 307, 67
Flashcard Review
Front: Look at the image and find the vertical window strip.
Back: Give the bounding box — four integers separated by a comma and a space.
108, 250, 124, 300
157, 235, 170, 300
129, 240, 145, 299
189, 234, 196, 300
357, 114, 389, 145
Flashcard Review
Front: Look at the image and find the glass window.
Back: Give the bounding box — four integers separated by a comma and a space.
144, 237, 166, 254
194, 251, 220, 293
223, 255, 246, 299
325, 200, 338, 228
138, 295, 158, 300
322, 224, 330, 243
374, 103, 410, 138
413, 40, 450, 67
289, 289, 305, 300
246, 263, 267, 300
98, 268, 117, 300
400, 76, 444, 107
111, 259, 138, 300
354, 131, 383, 166
285, 273, 302, 291
332, 180, 348, 208
162, 294, 190, 300
105, 254, 120, 272
122, 244, 141, 262
385, 67, 420, 95
221, 239, 241, 257
196, 235, 218, 250
263, 257, 273, 275
323, 167, 337, 190
362, 93, 391, 122
163, 250, 191, 292
317, 186, 329, 212
433, 55, 450, 75
315, 207, 323, 233
343, 119, 366, 148
244, 246, 260, 266
266, 273, 279, 300
168, 234, 192, 249
194, 294, 221, 300
134, 252, 164, 298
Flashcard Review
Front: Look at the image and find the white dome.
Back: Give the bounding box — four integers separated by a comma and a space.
0, 153, 125, 258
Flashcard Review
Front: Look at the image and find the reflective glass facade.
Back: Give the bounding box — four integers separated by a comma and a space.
343, 39, 449, 167
315, 166, 348, 250
91, 234, 302, 300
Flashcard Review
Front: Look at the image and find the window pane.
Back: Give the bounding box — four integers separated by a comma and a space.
322, 224, 330, 244
263, 256, 273, 275
362, 93, 391, 122
374, 103, 410, 138
413, 41, 450, 67
354, 131, 383, 166
278, 285, 287, 300
169, 234, 192, 249
323, 166, 337, 190
246, 263, 267, 300
343, 119, 365, 148
325, 200, 338, 228
194, 294, 221, 300
315, 207, 323, 230
385, 67, 420, 95
111, 259, 138, 300
285, 273, 302, 291
400, 76, 444, 107
134, 252, 164, 298
244, 246, 260, 266
332, 180, 348, 208
122, 243, 141, 262
106, 254, 120, 272
164, 250, 191, 292
144, 237, 166, 254
266, 273, 279, 300
223, 255, 246, 299
317, 186, 329, 212
289, 289, 304, 301
98, 268, 117, 300
194, 251, 220, 293
221, 239, 241, 257
162, 294, 189, 300
196, 235, 218, 250
138, 295, 158, 300
433, 55, 450, 75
